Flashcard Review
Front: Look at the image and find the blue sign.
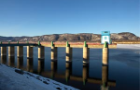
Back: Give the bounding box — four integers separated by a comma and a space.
101, 31, 111, 44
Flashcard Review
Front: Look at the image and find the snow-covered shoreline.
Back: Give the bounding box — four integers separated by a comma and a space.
0, 64, 79, 90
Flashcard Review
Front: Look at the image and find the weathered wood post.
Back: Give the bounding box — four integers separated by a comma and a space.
27, 45, 33, 58
38, 41, 45, 74
17, 46, 23, 57
1, 46, 7, 56
83, 41, 89, 66
51, 41, 57, 61
102, 42, 109, 65
66, 41, 72, 62
17, 41, 24, 69
65, 62, 72, 82
17, 57, 23, 69
37, 41, 45, 73
8, 46, 15, 56
38, 42, 45, 59
83, 64, 89, 85
101, 65, 109, 89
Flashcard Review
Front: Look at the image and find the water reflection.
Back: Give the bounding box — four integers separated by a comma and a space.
38, 59, 44, 74
1, 55, 7, 64
42, 61, 116, 90
83, 64, 89, 85
101, 65, 109, 90
50, 61, 57, 79
1, 57, 116, 90
27, 58, 33, 72
8, 56, 15, 67
65, 62, 72, 82
17, 57, 23, 69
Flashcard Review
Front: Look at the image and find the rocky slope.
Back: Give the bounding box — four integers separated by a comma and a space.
0, 32, 139, 42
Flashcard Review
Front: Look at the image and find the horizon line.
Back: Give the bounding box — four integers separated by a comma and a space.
0, 32, 139, 37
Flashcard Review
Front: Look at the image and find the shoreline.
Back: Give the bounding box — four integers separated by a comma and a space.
0, 64, 79, 90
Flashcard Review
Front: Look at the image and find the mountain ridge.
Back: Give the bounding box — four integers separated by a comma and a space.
0, 32, 139, 42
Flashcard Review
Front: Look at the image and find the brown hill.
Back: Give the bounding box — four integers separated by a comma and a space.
0, 32, 139, 42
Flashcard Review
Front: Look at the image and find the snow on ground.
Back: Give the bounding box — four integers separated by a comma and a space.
117, 44, 140, 49
0, 64, 79, 90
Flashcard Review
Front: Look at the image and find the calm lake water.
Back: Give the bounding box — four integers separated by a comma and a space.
0, 47, 140, 90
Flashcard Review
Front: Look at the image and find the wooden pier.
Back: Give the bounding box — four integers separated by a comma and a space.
0, 41, 117, 65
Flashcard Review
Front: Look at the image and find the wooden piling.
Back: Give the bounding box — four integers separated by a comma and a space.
1, 47, 7, 56
38, 46, 45, 59
27, 46, 33, 58
102, 42, 109, 65
83, 41, 89, 65
8, 46, 15, 56
51, 41, 57, 61
17, 46, 23, 57
66, 41, 72, 62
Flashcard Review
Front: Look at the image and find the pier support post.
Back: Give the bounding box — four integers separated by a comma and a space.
83, 41, 89, 66
83, 65, 89, 85
66, 41, 72, 62
1, 47, 7, 56
17, 57, 23, 69
27, 46, 33, 58
8, 46, 15, 56
38, 46, 44, 59
17, 46, 23, 57
102, 42, 109, 65
51, 41, 57, 61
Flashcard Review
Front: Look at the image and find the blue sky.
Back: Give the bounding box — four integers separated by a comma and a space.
0, 0, 139, 36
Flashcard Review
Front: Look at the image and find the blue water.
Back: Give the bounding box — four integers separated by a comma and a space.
0, 47, 140, 90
